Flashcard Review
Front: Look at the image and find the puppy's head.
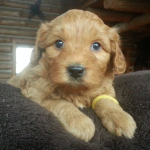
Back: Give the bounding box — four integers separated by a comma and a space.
33, 9, 126, 89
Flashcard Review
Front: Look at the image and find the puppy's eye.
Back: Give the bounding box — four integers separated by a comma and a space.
55, 40, 64, 49
91, 42, 101, 51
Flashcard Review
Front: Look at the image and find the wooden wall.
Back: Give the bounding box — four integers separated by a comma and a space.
121, 45, 137, 73
0, 0, 147, 83
0, 0, 62, 82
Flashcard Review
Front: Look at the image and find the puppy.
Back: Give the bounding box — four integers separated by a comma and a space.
9, 9, 136, 142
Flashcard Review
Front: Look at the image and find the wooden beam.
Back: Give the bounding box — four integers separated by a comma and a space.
0, 44, 12, 53
0, 26, 37, 37
86, 8, 136, 22
13, 39, 35, 45
75, 0, 98, 9
1, 0, 62, 14
104, 0, 150, 13
0, 16, 41, 28
0, 35, 35, 40
1, 0, 34, 10
0, 72, 12, 79
12, 40, 16, 76
0, 6, 59, 21
134, 25, 150, 32
11, 0, 61, 6
114, 14, 150, 33
40, 5, 62, 14
0, 63, 12, 70
120, 44, 137, 73
0, 54, 12, 61
0, 38, 12, 43
90, 0, 103, 8
120, 31, 150, 43
0, 46, 12, 53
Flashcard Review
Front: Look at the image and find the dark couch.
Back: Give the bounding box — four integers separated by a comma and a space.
0, 71, 150, 150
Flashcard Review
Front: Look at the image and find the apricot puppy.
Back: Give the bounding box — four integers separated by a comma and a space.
9, 9, 136, 142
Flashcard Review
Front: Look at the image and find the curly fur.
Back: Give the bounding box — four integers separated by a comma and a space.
9, 9, 136, 142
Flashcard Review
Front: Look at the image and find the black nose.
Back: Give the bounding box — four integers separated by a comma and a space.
67, 65, 85, 79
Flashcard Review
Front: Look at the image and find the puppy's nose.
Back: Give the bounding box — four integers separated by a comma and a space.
67, 65, 85, 79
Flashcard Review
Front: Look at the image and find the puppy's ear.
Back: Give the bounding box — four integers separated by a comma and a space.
31, 23, 49, 65
109, 28, 126, 74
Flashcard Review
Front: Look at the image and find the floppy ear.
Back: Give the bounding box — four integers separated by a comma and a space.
31, 23, 49, 65
109, 28, 126, 74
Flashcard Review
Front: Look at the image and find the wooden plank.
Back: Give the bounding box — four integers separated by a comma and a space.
130, 52, 137, 59
0, 26, 37, 37
129, 59, 136, 66
0, 54, 12, 61
0, 16, 42, 28
40, 5, 63, 14
0, 35, 36, 41
0, 44, 12, 53
134, 25, 150, 32
114, 14, 150, 33
19, 0, 61, 6
1, 0, 62, 14
0, 37, 12, 43
0, 63, 12, 70
0, 72, 12, 79
0, 6, 59, 21
120, 46, 130, 73
86, 8, 136, 22
104, 0, 150, 13
13, 39, 35, 45
63, 0, 97, 11
121, 44, 137, 52
75, 0, 98, 9
1, 0, 32, 10
0, 35, 35, 40
90, 0, 103, 8
120, 31, 150, 43
12, 40, 16, 76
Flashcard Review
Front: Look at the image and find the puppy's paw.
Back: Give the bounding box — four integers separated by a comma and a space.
42, 100, 95, 142
102, 110, 137, 138
63, 113, 95, 142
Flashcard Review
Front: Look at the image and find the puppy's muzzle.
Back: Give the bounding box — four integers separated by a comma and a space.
67, 64, 85, 79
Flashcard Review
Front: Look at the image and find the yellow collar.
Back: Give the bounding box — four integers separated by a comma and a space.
92, 95, 119, 109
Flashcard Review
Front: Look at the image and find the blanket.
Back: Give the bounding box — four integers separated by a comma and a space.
0, 71, 150, 150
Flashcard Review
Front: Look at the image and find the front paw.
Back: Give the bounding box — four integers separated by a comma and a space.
101, 110, 137, 138
62, 113, 95, 142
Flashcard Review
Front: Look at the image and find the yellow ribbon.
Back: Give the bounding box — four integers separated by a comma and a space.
92, 95, 119, 109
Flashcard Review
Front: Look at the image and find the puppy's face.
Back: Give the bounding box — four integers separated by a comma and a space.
34, 10, 126, 89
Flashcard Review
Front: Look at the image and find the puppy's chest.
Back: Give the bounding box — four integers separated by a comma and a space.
49, 88, 113, 108
49, 90, 93, 108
